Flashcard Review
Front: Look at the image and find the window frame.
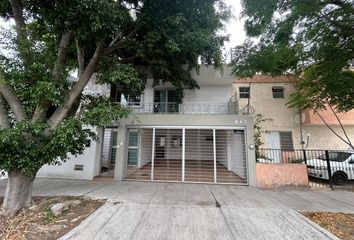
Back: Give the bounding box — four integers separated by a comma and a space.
279, 131, 294, 150
239, 86, 250, 99
272, 86, 285, 99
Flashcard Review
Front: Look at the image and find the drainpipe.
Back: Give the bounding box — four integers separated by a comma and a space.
299, 110, 305, 150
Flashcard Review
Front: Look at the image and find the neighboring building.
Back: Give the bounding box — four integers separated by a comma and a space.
38, 66, 257, 186
233, 75, 354, 152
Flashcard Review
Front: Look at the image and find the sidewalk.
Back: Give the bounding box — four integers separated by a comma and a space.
1, 179, 352, 239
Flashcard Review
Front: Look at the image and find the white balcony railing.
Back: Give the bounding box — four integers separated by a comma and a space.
125, 102, 241, 115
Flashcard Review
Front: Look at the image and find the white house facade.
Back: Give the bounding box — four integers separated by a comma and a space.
37, 66, 257, 186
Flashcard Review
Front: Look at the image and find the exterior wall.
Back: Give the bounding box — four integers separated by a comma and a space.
233, 80, 354, 150
256, 163, 309, 188
37, 127, 103, 180
137, 66, 235, 113
233, 82, 303, 148
302, 125, 354, 150
304, 109, 354, 125
114, 114, 257, 186
183, 85, 232, 104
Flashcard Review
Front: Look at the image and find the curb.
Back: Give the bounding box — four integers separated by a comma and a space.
293, 211, 340, 240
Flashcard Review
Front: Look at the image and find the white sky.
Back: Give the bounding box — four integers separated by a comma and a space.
223, 0, 247, 55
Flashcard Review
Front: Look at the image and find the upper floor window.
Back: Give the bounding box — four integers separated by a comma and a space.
239, 87, 250, 98
272, 86, 284, 98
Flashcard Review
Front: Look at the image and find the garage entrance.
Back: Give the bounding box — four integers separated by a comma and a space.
124, 127, 248, 184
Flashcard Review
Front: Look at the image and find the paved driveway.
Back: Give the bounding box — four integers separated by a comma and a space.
2, 179, 353, 239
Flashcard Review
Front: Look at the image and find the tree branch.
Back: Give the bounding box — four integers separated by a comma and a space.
0, 82, 25, 122
53, 32, 72, 81
315, 111, 353, 147
0, 93, 10, 129
76, 39, 85, 79
9, 0, 25, 36
103, 28, 138, 56
328, 104, 354, 149
33, 32, 73, 122
119, 55, 137, 64
48, 42, 104, 129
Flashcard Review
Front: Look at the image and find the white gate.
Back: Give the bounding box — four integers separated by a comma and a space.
124, 127, 248, 184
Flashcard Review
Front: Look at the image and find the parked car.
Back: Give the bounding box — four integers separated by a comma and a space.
307, 151, 354, 185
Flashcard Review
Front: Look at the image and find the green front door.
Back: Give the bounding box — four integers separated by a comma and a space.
127, 131, 138, 165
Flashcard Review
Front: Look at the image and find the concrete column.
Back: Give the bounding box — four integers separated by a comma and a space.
245, 119, 257, 187
93, 126, 104, 177
114, 126, 127, 181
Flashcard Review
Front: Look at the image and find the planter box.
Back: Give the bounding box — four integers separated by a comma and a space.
256, 163, 308, 188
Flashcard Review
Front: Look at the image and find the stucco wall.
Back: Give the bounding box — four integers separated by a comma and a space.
233, 81, 354, 150
37, 127, 101, 180
256, 163, 309, 188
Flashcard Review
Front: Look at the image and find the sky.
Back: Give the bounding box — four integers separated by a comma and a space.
223, 0, 247, 56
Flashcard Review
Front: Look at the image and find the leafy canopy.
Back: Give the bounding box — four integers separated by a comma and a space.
231, 0, 354, 111
0, 0, 230, 175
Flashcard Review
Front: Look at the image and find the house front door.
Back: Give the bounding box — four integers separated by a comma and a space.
266, 132, 281, 163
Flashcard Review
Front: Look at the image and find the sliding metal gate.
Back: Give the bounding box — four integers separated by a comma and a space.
124, 127, 248, 184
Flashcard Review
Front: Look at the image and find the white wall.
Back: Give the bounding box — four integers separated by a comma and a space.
183, 85, 232, 104
37, 127, 100, 180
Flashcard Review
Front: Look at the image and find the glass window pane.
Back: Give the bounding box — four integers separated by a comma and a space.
239, 87, 250, 98
128, 149, 138, 165
129, 132, 138, 146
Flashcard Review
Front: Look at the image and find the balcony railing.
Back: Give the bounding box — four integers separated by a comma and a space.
125, 102, 241, 115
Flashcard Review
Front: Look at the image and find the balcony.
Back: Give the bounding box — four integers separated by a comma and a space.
125, 102, 242, 115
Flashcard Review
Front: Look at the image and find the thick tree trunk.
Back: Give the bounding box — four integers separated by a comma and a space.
2, 170, 36, 215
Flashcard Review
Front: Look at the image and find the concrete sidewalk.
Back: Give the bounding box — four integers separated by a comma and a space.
1, 179, 352, 239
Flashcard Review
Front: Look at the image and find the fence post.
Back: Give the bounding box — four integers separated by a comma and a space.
325, 150, 333, 190
302, 150, 307, 165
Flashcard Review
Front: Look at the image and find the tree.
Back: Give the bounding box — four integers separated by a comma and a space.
231, 0, 354, 112
0, 0, 229, 215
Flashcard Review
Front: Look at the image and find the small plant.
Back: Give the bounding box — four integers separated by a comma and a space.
254, 114, 267, 161
43, 210, 56, 225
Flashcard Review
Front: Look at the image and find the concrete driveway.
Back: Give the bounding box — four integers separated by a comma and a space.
2, 179, 353, 239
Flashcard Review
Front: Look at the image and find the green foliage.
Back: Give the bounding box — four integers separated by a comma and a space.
0, 119, 92, 176
0, 0, 229, 178
253, 114, 266, 161
80, 95, 131, 126
232, 0, 354, 112
97, 59, 143, 96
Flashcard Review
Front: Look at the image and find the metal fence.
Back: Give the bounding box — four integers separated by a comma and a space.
125, 102, 242, 115
258, 148, 354, 190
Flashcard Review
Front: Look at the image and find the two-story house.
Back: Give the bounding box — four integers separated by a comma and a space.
233, 75, 354, 153
38, 66, 257, 186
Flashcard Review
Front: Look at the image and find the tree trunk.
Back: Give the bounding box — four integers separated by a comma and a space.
2, 170, 36, 215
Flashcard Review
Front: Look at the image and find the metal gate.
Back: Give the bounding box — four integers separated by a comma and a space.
124, 127, 248, 184
98, 126, 117, 178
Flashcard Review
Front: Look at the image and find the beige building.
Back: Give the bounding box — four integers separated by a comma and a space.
233, 75, 354, 151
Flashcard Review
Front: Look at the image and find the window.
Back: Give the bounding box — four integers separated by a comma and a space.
239, 87, 250, 98
318, 152, 352, 162
113, 88, 143, 107
127, 131, 139, 165
272, 86, 284, 98
279, 132, 294, 150
154, 89, 179, 113
126, 94, 142, 106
